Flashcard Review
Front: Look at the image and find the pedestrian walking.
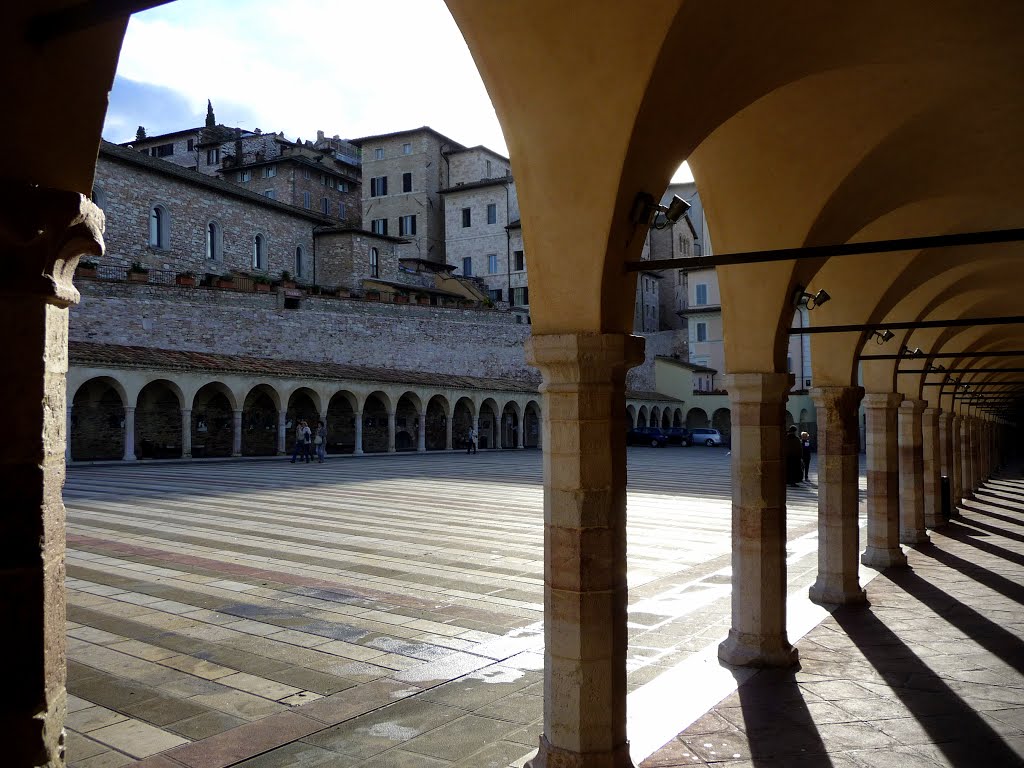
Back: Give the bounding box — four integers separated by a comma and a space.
290, 419, 310, 463
800, 431, 813, 481
467, 426, 478, 454
315, 420, 327, 463
785, 425, 803, 487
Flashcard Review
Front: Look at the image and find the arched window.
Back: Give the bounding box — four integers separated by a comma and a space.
149, 204, 169, 249
206, 221, 222, 260
295, 245, 304, 278
253, 234, 266, 270
369, 247, 379, 278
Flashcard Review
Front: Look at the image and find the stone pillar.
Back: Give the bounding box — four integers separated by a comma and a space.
523, 333, 644, 768
0, 185, 103, 765
981, 421, 991, 484
951, 415, 962, 511
354, 410, 364, 455
808, 386, 866, 604
230, 409, 242, 457
938, 411, 953, 519
276, 410, 287, 455
387, 410, 396, 453
181, 408, 192, 458
445, 414, 453, 451
861, 393, 907, 568
65, 405, 73, 463
718, 373, 799, 667
898, 400, 929, 545
921, 408, 943, 529
123, 406, 137, 462
518, 415, 526, 448
417, 410, 427, 452
961, 417, 974, 499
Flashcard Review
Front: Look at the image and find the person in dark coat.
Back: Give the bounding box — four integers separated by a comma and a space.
785, 425, 803, 487
800, 431, 813, 481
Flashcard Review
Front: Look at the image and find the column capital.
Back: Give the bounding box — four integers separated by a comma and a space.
0, 184, 104, 307
922, 406, 941, 418
525, 333, 645, 385
863, 392, 903, 410
810, 385, 864, 412
899, 399, 927, 415
724, 372, 792, 403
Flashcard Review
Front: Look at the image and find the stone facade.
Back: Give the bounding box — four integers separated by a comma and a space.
316, 228, 405, 290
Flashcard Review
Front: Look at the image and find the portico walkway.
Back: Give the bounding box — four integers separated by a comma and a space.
643, 464, 1024, 768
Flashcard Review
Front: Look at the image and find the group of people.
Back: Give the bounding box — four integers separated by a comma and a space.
785, 425, 813, 487
290, 419, 327, 464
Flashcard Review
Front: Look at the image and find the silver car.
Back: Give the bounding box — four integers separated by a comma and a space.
690, 428, 723, 446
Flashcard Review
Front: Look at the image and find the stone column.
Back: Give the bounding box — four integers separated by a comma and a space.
861, 393, 907, 568
232, 410, 243, 457
417, 410, 427, 452
0, 185, 103, 765
518, 416, 526, 448
276, 410, 287, 455
123, 406, 137, 462
921, 407, 943, 529
898, 400, 929, 545
181, 408, 192, 458
938, 411, 953, 520
387, 410, 396, 453
951, 415, 962, 511
981, 421, 991, 483
961, 417, 974, 499
66, 405, 73, 462
718, 372, 799, 667
445, 414, 453, 451
809, 386, 866, 605
354, 410, 364, 455
523, 333, 644, 768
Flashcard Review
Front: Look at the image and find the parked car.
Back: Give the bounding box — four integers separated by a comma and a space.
690, 427, 724, 446
663, 426, 692, 446
627, 426, 669, 447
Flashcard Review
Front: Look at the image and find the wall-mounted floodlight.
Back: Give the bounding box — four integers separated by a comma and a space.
871, 329, 895, 344
900, 345, 923, 358
792, 286, 831, 309
630, 193, 691, 231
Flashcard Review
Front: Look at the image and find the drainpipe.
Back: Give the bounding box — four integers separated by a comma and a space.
505, 182, 512, 304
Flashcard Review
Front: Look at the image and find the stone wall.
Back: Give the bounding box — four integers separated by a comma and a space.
627, 330, 686, 391
443, 181, 519, 301
71, 281, 538, 382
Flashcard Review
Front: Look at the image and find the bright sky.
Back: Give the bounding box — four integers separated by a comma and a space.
106, 0, 692, 182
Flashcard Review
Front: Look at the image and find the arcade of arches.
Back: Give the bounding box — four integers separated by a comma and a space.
3, 2, 1022, 767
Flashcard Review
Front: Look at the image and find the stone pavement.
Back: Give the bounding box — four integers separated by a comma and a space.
64, 447, 838, 767
642, 464, 1024, 768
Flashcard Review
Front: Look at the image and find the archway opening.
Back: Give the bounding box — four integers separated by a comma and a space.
524, 400, 542, 448
501, 402, 521, 448
673, 408, 683, 428
327, 391, 357, 454
242, 385, 278, 457
70, 378, 125, 461
286, 388, 320, 451
425, 395, 449, 451
478, 399, 499, 449
686, 407, 709, 430
137, 379, 183, 459
452, 397, 475, 451
395, 393, 421, 452
362, 393, 389, 453
192, 383, 232, 458
649, 406, 661, 428
712, 408, 732, 446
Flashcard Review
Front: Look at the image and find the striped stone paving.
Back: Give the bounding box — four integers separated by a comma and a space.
64, 447, 847, 767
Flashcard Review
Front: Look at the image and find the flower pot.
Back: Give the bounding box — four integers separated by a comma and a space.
394, 295, 409, 304
216, 279, 234, 289
255, 282, 271, 293
281, 280, 297, 289
128, 271, 149, 283
176, 276, 196, 287
365, 292, 381, 302
416, 296, 430, 305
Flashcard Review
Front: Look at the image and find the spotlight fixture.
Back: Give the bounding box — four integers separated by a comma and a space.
871, 329, 895, 345
792, 286, 831, 309
900, 345, 923, 358
630, 193, 691, 230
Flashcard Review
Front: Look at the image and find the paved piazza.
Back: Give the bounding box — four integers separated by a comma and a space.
64, 448, 846, 767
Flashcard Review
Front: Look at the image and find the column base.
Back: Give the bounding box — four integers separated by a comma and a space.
354, 449, 364, 456
900, 530, 930, 545
122, 456, 137, 462
718, 630, 799, 668
525, 735, 634, 768
808, 580, 868, 606
861, 547, 908, 569
924, 514, 944, 529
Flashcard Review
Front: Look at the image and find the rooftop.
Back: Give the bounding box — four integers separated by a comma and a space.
350, 126, 466, 150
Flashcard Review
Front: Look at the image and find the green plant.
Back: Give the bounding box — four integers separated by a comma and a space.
280, 270, 292, 282
177, 270, 195, 279
129, 261, 149, 274
220, 272, 235, 281
254, 274, 271, 285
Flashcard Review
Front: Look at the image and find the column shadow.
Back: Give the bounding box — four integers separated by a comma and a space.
958, 500, 1024, 527
975, 488, 1024, 505
954, 515, 1024, 546
833, 603, 1022, 767
931, 521, 1024, 578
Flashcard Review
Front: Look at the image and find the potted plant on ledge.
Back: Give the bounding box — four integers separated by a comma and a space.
394, 291, 410, 304
77, 260, 98, 279
364, 288, 381, 302
216, 272, 235, 289
175, 270, 196, 287
415, 292, 431, 305
128, 262, 149, 283
280, 270, 297, 289
254, 274, 272, 293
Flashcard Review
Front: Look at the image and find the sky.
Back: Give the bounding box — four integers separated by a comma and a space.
106, 0, 692, 182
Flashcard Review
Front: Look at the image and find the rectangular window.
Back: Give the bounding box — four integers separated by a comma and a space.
338, 202, 346, 218
485, 160, 492, 176
238, 170, 252, 182
696, 322, 707, 342
488, 289, 502, 302
303, 168, 311, 179
514, 250, 525, 271
370, 176, 388, 197
402, 143, 412, 155
323, 175, 334, 187
369, 247, 379, 278
303, 191, 311, 209
206, 148, 220, 164
487, 203, 497, 224
156, 143, 174, 157
321, 197, 330, 213
374, 147, 385, 160
371, 218, 388, 235
399, 215, 416, 236
338, 181, 349, 192
487, 254, 498, 273
461, 208, 471, 227
187, 139, 194, 151
402, 172, 412, 193
695, 283, 708, 305
512, 286, 529, 306
263, 165, 277, 178
462, 256, 473, 276
264, 189, 276, 199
